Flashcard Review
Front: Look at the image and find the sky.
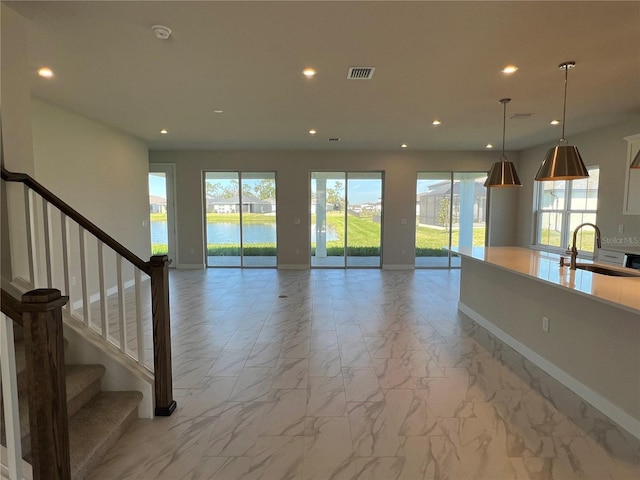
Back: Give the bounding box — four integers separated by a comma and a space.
150, 174, 486, 203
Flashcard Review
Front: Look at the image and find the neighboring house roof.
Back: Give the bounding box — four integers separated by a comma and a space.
418, 181, 487, 198
149, 195, 166, 204
207, 194, 271, 205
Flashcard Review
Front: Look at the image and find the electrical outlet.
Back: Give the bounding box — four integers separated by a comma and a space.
400, 218, 407, 225
71, 276, 76, 286
295, 248, 300, 255
542, 316, 550, 333
619, 224, 624, 234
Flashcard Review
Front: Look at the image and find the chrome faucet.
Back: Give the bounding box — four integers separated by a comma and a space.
569, 223, 602, 269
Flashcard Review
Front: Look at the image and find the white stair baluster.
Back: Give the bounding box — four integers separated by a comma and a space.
98, 240, 108, 340
0, 313, 24, 480
134, 268, 146, 368
116, 255, 127, 354
42, 198, 52, 288
24, 187, 35, 287
79, 226, 90, 327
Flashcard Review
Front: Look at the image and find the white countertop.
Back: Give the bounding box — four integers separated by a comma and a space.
456, 246, 640, 314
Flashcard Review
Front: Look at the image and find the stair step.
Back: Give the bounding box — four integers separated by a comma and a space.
14, 364, 106, 458
68, 391, 142, 480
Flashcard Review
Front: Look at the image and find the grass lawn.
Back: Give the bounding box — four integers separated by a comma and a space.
151, 211, 494, 257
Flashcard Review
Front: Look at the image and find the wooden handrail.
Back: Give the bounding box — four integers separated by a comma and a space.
2, 167, 175, 419
1, 166, 150, 274
1, 288, 23, 325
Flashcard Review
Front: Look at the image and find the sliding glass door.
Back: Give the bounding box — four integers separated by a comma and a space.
204, 172, 276, 267
415, 172, 487, 268
311, 171, 382, 268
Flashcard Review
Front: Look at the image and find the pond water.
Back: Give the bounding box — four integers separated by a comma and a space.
151, 221, 339, 245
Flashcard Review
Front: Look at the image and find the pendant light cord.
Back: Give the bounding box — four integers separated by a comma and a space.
561, 64, 568, 141
501, 100, 507, 160
499, 98, 510, 161
558, 61, 575, 144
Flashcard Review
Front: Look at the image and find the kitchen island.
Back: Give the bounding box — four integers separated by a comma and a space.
456, 246, 640, 440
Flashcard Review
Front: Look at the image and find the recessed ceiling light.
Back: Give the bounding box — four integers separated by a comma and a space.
502, 65, 519, 75
432, 120, 442, 126
38, 67, 54, 78
160, 129, 168, 135
401, 144, 408, 149
213, 109, 224, 114
486, 144, 493, 149
309, 129, 317, 135
550, 119, 560, 125
303, 68, 316, 78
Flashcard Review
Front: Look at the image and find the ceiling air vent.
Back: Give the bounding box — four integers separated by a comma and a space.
509, 113, 535, 120
327, 137, 340, 142
347, 67, 375, 79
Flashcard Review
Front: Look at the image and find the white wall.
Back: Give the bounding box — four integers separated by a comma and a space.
30, 99, 151, 260
149, 149, 521, 269
515, 116, 640, 249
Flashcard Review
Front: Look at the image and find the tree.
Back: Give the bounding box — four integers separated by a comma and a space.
437, 197, 451, 231
326, 181, 344, 210
253, 179, 275, 200
206, 182, 223, 198
242, 182, 253, 198
222, 180, 239, 198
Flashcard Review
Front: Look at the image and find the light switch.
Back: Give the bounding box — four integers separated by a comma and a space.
293, 218, 301, 225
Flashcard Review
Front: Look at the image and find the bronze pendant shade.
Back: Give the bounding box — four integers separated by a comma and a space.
485, 160, 521, 187
535, 62, 589, 181
631, 150, 640, 169
535, 144, 588, 181
484, 98, 522, 187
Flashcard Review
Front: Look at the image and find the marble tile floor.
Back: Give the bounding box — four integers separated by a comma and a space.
88, 268, 640, 480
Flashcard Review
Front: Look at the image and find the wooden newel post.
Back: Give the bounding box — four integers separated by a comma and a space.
148, 255, 177, 416
21, 288, 70, 480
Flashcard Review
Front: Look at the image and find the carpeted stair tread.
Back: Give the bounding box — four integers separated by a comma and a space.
68, 391, 142, 480
8, 364, 106, 456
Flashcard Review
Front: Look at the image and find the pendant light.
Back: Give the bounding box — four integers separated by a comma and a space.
535, 61, 589, 181
484, 98, 521, 187
630, 150, 640, 169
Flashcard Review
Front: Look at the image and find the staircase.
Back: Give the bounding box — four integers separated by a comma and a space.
3, 324, 142, 480
1, 166, 176, 480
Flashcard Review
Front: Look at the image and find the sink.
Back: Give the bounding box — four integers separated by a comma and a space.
575, 264, 640, 277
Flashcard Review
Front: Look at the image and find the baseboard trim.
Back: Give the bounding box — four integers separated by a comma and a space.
382, 264, 415, 270
71, 277, 146, 311
176, 264, 205, 270
277, 264, 309, 270
458, 301, 640, 441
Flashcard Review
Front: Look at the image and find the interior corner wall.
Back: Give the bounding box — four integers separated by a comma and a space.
149, 149, 520, 269
515, 116, 640, 248
1, 3, 35, 175
30, 99, 151, 261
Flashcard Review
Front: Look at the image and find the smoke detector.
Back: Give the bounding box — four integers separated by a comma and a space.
152, 25, 172, 40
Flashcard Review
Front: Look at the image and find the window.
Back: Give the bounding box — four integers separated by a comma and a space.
534, 167, 599, 254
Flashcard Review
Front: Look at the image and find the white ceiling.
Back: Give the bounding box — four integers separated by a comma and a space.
6, 1, 640, 151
